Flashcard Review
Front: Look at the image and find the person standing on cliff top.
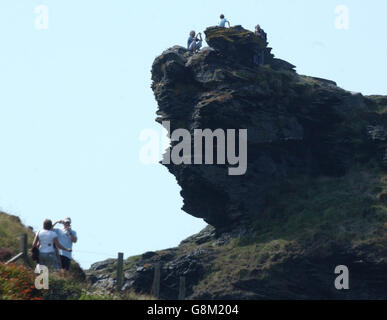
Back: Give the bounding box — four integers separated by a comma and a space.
219, 14, 230, 28
254, 24, 267, 66
187, 31, 203, 53
255, 24, 267, 42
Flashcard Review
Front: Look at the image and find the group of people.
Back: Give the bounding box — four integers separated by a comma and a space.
187, 14, 267, 66
32, 217, 77, 273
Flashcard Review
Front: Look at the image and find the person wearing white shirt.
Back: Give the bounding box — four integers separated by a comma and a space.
32, 219, 72, 270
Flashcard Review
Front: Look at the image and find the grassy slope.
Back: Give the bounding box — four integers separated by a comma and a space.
0, 212, 35, 258
367, 95, 387, 114
191, 165, 387, 297
0, 211, 152, 300
86, 165, 387, 299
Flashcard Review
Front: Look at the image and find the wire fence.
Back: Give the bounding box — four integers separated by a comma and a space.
68, 250, 187, 299
110, 253, 187, 300
4, 235, 187, 300
130, 261, 186, 300
71, 250, 115, 267
5, 234, 28, 266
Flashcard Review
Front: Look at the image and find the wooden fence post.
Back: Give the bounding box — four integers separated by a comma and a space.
20, 234, 27, 264
178, 276, 186, 300
152, 262, 161, 299
116, 252, 124, 290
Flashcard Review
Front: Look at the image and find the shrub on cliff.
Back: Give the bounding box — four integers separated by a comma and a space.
40, 274, 84, 300
0, 263, 42, 300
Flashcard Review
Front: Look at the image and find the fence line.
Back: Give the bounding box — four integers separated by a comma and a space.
73, 250, 114, 256
152, 262, 161, 299
178, 276, 186, 300
115, 254, 186, 300
4, 237, 186, 300
5, 234, 28, 266
5, 252, 24, 265
116, 252, 124, 290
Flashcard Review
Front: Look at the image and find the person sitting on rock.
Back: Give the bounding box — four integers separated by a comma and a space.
254, 24, 267, 66
187, 31, 203, 53
219, 14, 231, 28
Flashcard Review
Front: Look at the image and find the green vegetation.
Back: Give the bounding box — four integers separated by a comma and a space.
0, 263, 42, 300
0, 211, 152, 300
250, 166, 386, 245
193, 166, 387, 295
367, 95, 387, 114
0, 212, 35, 258
79, 290, 155, 301
205, 27, 264, 47
0, 262, 154, 300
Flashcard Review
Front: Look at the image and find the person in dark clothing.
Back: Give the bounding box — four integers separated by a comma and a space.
254, 24, 267, 66
255, 24, 267, 42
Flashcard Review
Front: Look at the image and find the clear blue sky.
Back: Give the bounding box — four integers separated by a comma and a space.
0, 0, 386, 268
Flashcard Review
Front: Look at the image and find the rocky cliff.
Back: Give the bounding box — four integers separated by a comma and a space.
87, 26, 387, 299
152, 26, 387, 230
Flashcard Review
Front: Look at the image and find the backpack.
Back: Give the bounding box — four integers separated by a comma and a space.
260, 29, 267, 42
31, 231, 40, 263
31, 246, 40, 263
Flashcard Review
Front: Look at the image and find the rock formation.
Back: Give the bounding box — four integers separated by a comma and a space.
151, 26, 387, 230
88, 26, 387, 300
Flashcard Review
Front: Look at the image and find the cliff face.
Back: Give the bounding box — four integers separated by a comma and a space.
151, 26, 387, 230
87, 26, 387, 300
0, 212, 35, 262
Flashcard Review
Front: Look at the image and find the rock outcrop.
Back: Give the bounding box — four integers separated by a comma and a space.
151, 26, 387, 230
88, 26, 387, 300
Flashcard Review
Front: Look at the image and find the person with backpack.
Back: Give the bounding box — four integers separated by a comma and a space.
254, 24, 267, 66
32, 219, 72, 271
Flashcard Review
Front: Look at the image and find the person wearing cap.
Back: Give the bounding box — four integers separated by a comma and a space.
53, 217, 78, 272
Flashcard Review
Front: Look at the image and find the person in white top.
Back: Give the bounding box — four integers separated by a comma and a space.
32, 219, 72, 270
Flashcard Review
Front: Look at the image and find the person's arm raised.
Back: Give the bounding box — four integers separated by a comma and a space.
53, 220, 63, 228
